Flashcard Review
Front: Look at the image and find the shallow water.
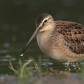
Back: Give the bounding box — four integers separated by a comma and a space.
0, 42, 84, 75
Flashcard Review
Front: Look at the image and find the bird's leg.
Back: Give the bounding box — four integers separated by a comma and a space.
75, 62, 79, 69
75, 62, 79, 73
75, 63, 79, 73
67, 62, 70, 72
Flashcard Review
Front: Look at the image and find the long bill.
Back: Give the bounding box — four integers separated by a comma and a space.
20, 28, 39, 56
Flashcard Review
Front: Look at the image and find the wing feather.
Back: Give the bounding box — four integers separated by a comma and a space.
55, 21, 84, 54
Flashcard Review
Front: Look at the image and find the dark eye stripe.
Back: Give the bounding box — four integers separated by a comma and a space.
39, 17, 52, 29
44, 17, 52, 23
44, 20, 47, 23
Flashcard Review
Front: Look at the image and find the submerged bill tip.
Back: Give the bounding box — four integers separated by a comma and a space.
20, 53, 24, 56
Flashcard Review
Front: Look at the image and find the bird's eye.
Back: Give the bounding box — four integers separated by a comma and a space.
44, 20, 47, 23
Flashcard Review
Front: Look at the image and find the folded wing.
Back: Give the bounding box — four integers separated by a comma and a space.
56, 21, 84, 54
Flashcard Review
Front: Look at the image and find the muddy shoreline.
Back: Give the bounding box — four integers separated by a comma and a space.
0, 73, 84, 84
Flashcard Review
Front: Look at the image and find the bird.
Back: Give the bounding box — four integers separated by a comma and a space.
20, 13, 84, 70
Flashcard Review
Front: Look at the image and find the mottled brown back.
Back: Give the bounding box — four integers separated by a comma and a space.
55, 21, 84, 54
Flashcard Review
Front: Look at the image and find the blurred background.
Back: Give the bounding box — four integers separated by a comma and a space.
0, 0, 84, 75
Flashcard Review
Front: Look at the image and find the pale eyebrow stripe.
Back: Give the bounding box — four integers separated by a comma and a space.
38, 16, 51, 28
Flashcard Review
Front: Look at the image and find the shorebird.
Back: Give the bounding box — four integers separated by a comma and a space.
20, 13, 84, 70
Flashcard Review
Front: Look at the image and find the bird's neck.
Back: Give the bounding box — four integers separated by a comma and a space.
36, 30, 52, 55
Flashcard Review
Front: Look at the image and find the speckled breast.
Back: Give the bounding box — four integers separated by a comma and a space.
36, 32, 53, 56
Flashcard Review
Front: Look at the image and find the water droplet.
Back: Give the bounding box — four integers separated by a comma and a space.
20, 53, 23, 56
